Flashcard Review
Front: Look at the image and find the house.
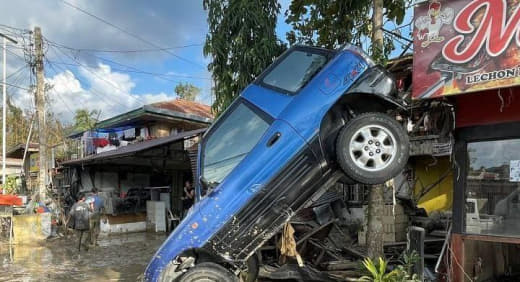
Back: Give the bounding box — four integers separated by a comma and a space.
4, 143, 40, 194
57, 99, 213, 233
0, 157, 23, 176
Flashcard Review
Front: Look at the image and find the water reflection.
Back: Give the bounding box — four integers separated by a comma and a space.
0, 232, 166, 281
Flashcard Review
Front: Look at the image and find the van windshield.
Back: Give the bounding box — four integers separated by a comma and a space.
201, 101, 270, 186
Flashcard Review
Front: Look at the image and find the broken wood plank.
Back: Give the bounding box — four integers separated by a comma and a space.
342, 246, 366, 258
322, 260, 359, 271
296, 219, 337, 245
308, 239, 342, 261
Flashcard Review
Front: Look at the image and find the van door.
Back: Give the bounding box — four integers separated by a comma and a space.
196, 99, 323, 261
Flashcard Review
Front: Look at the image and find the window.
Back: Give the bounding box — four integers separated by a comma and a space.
465, 139, 520, 237
202, 101, 270, 185
262, 50, 328, 93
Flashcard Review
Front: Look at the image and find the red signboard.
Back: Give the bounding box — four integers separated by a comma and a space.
412, 0, 520, 99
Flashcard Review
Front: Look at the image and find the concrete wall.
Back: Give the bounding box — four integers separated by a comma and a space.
13, 213, 51, 244
79, 168, 151, 194
100, 220, 146, 234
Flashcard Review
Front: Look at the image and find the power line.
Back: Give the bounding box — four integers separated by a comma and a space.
92, 55, 211, 80
0, 82, 31, 91
4, 48, 27, 63
43, 58, 76, 116
45, 57, 87, 116
49, 44, 148, 105
46, 40, 202, 53
46, 39, 211, 83
45, 54, 135, 110
46, 57, 122, 109
6, 65, 28, 80
47, 59, 211, 81
6, 66, 30, 95
60, 0, 206, 69
0, 24, 30, 33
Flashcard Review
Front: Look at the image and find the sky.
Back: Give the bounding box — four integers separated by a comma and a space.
0, 0, 410, 123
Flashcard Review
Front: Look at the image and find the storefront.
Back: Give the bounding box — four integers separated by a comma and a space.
451, 89, 520, 281
412, 0, 520, 280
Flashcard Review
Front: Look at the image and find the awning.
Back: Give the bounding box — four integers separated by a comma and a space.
61, 128, 206, 166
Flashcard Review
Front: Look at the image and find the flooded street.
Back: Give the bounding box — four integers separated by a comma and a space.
0, 232, 167, 281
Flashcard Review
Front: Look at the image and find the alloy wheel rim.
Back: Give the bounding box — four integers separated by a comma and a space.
348, 124, 397, 172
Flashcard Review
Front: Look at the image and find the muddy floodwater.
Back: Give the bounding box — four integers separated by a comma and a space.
0, 232, 167, 281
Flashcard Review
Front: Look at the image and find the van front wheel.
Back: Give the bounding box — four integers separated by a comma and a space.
177, 263, 238, 282
336, 112, 409, 185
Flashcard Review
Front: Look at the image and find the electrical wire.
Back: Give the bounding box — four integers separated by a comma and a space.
5, 66, 30, 95
44, 61, 77, 117
60, 0, 206, 69
0, 82, 31, 91
49, 44, 148, 106
46, 58, 123, 109
47, 59, 210, 81
46, 40, 202, 53
0, 24, 29, 33
6, 65, 27, 80
4, 48, 27, 63
45, 53, 134, 109
91, 55, 211, 80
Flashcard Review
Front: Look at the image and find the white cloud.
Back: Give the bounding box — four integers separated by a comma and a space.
12, 63, 178, 123
0, 0, 214, 122
0, 0, 208, 57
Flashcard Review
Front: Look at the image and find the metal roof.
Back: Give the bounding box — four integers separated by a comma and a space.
95, 99, 213, 130
61, 128, 206, 166
6, 143, 39, 158
151, 99, 213, 120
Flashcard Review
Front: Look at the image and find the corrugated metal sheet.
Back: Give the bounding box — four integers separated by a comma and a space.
61, 128, 206, 166
150, 99, 213, 120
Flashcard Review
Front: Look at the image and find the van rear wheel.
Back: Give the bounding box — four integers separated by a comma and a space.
336, 112, 409, 185
177, 262, 238, 282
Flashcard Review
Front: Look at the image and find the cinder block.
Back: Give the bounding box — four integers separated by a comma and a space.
358, 231, 366, 245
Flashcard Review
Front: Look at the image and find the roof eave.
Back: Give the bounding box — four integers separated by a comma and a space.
143, 105, 212, 124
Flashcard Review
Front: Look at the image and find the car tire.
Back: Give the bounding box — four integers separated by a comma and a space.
177, 262, 238, 282
336, 112, 409, 185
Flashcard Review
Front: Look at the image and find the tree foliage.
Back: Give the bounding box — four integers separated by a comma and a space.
174, 82, 200, 101
73, 109, 100, 132
203, 0, 286, 114
0, 97, 69, 152
5, 100, 32, 148
285, 0, 409, 63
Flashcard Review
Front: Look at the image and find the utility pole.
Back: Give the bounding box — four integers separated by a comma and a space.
34, 27, 47, 201
366, 0, 385, 261
1, 32, 17, 194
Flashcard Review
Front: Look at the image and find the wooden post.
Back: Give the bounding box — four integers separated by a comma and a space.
451, 233, 465, 282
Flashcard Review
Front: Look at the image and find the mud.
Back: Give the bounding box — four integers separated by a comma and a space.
0, 232, 166, 281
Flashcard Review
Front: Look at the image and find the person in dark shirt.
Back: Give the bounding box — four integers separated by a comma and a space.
85, 188, 104, 246
70, 193, 90, 251
181, 181, 195, 217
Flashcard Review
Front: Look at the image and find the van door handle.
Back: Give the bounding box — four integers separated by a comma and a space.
267, 132, 281, 147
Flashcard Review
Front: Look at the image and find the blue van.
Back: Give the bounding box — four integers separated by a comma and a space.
145, 44, 409, 282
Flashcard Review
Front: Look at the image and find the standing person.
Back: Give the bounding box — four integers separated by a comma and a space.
85, 188, 104, 246
181, 180, 195, 217
69, 193, 90, 251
